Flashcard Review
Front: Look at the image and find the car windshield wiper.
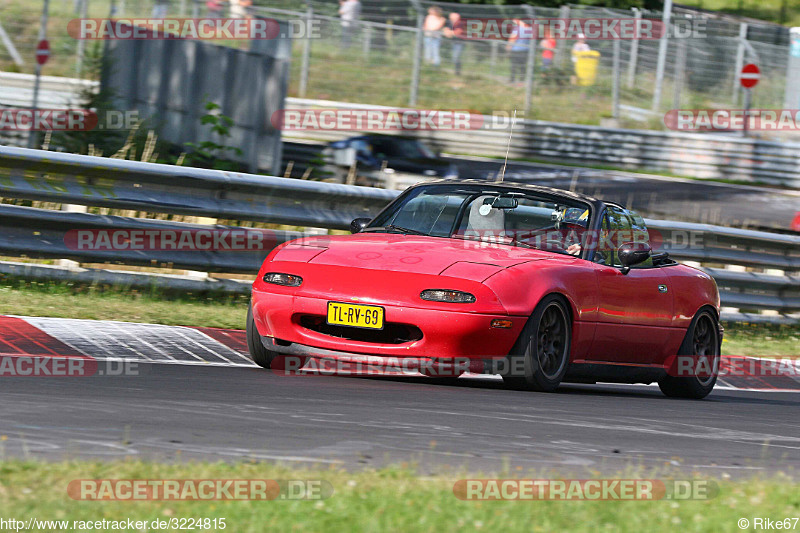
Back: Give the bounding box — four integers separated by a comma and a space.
364, 225, 429, 236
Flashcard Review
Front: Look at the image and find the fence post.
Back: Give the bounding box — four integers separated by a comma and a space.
626, 8, 640, 88
75, 0, 88, 77
363, 23, 372, 59
27, 0, 49, 149
0, 22, 24, 67
409, 8, 424, 107
490, 40, 498, 76
612, 38, 621, 119
556, 5, 570, 65
672, 38, 686, 110
298, 4, 312, 98
732, 22, 748, 104
652, 0, 673, 111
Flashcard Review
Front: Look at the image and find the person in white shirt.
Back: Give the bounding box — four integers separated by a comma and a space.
571, 34, 591, 63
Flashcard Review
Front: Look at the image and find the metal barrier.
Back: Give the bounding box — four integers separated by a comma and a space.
0, 145, 798, 320
0, 145, 396, 230
0, 203, 302, 273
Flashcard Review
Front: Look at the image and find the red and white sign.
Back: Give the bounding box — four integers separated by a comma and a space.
740, 63, 760, 88
35, 39, 50, 65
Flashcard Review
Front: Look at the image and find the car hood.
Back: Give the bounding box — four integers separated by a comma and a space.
272, 234, 555, 282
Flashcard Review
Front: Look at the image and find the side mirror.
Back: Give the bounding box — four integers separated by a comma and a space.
350, 218, 371, 234
618, 242, 651, 274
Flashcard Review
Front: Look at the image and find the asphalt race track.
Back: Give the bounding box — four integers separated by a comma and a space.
2, 363, 799, 474
1, 316, 798, 475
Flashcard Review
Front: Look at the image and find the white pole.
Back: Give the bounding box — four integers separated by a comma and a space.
651, 0, 672, 111
732, 23, 748, 104
28, 0, 50, 149
626, 8, 640, 88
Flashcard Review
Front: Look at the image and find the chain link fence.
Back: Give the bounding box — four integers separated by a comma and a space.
0, 0, 794, 129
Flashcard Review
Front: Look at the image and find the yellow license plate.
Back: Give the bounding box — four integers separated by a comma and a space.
327, 302, 385, 330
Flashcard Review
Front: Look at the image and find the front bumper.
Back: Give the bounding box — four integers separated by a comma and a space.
251, 291, 526, 360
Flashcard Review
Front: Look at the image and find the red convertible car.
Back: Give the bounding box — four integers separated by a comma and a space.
248, 181, 722, 398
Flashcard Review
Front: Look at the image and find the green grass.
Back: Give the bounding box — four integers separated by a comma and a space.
0, 460, 797, 532
0, 277, 249, 329
0, 277, 796, 357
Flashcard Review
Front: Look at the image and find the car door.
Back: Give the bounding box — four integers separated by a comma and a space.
589, 207, 675, 364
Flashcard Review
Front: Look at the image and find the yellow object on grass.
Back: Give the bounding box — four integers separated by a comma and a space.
574, 50, 600, 86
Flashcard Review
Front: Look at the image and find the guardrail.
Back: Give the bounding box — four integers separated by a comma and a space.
0, 145, 395, 230
0, 146, 798, 321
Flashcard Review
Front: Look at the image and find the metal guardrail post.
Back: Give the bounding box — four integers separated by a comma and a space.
0, 22, 24, 67
523, 5, 537, 117
672, 38, 686, 111
408, 5, 424, 107
732, 22, 748, 104
27, 0, 49, 150
612, 39, 621, 120
363, 24, 372, 60
652, 0, 673, 111
75, 0, 88, 77
298, 4, 313, 98
626, 8, 640, 89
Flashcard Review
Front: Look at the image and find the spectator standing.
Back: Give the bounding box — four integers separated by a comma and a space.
507, 19, 532, 85
423, 6, 447, 66
540, 29, 556, 70
444, 11, 467, 76
571, 34, 590, 62
339, 0, 361, 49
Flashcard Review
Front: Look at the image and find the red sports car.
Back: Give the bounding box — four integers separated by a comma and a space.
248, 181, 722, 398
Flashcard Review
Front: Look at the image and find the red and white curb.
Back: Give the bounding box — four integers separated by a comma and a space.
0, 315, 797, 392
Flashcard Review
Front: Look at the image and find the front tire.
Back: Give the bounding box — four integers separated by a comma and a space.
658, 309, 720, 399
503, 295, 571, 392
246, 305, 280, 369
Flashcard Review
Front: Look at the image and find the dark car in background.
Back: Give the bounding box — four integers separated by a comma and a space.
325, 135, 459, 183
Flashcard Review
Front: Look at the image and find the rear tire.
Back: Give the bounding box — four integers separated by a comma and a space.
246, 305, 280, 369
502, 295, 571, 392
658, 309, 720, 399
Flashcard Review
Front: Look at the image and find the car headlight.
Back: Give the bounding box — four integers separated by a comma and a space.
420, 289, 476, 303
263, 272, 303, 287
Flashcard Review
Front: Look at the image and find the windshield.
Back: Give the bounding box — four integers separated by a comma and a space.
366, 185, 592, 255
368, 138, 436, 159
